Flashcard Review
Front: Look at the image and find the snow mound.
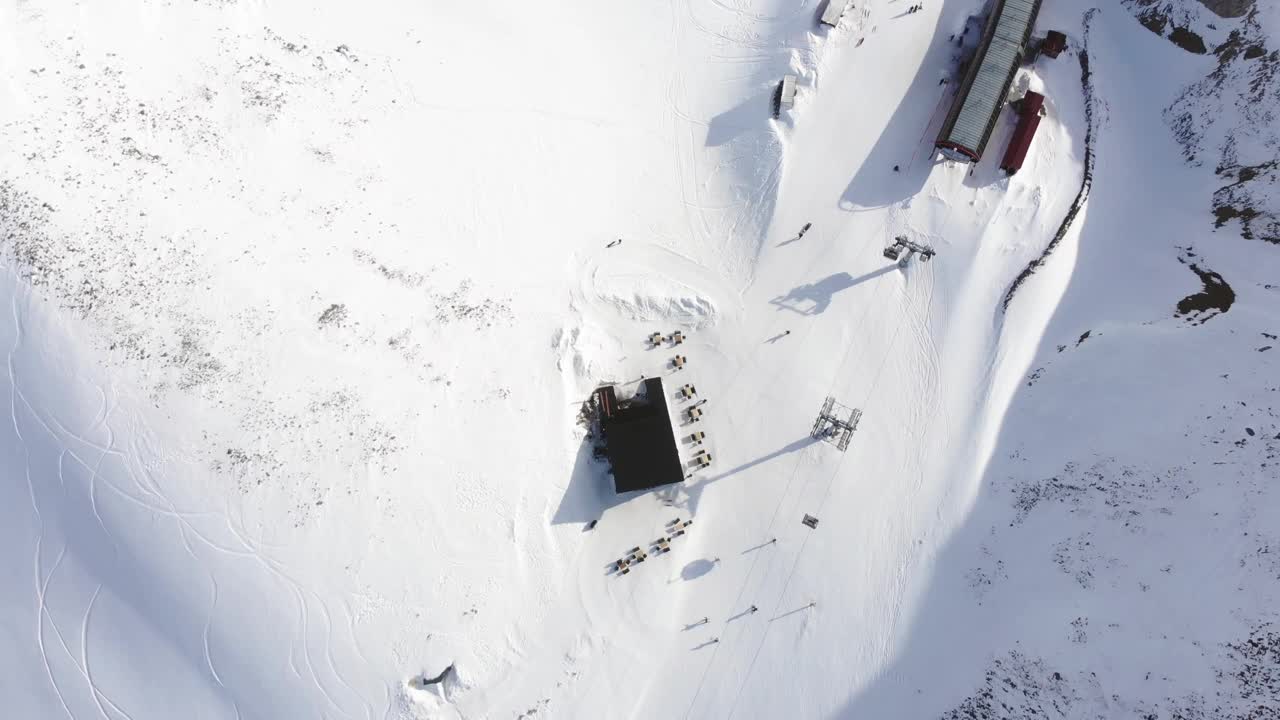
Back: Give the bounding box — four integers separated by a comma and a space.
573, 248, 726, 329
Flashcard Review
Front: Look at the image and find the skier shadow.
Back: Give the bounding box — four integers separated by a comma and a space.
770, 267, 896, 316
770, 605, 813, 622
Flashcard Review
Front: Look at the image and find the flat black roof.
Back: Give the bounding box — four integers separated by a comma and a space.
598, 378, 684, 494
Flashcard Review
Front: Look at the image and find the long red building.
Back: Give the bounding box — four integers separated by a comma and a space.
1000, 91, 1045, 175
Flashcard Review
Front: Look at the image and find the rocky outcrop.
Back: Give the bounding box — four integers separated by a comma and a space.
1174, 251, 1235, 324
1125, 0, 1213, 54
1126, 0, 1279, 245
1197, 0, 1255, 18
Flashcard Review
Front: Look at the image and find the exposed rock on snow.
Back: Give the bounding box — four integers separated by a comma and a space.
941, 625, 1280, 720
1126, 0, 1215, 53
1134, 0, 1280, 244
939, 652, 1081, 720
1198, 0, 1257, 18
317, 302, 349, 327
1175, 252, 1236, 323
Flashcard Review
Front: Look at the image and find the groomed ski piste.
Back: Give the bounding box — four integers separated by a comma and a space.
2, 1, 1278, 718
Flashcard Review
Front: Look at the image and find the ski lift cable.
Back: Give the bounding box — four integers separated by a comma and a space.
715, 182, 946, 720
725, 454, 851, 720
725, 281, 923, 716
684, 220, 923, 717
710, 207, 907, 416
827, 267, 895, 401
684, 261, 901, 717
682, 443, 816, 720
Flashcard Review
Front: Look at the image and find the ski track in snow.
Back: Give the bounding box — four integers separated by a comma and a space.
203, 581, 225, 689
8, 274, 378, 717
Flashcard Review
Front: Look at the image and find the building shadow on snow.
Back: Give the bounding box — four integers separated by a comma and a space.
960, 109, 1018, 191
706, 89, 778, 148
839, 9, 962, 210
550, 434, 632, 526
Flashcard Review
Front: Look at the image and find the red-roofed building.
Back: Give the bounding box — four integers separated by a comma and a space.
1041, 31, 1067, 58
1000, 91, 1045, 175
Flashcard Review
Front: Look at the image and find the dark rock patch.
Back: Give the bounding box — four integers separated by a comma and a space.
317, 302, 348, 327
1196, 0, 1255, 19
1213, 160, 1279, 244
1175, 255, 1235, 324
1170, 25, 1209, 54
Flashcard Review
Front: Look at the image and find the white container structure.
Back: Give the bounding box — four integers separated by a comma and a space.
779, 75, 797, 110
820, 0, 848, 27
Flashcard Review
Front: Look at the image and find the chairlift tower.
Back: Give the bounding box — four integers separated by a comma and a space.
883, 235, 936, 268
810, 396, 863, 452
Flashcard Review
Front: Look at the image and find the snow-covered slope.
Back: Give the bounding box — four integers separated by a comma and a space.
1, 0, 1276, 718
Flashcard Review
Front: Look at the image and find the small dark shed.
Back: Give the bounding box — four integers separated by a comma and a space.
1041, 31, 1067, 58
596, 378, 684, 494
1000, 91, 1045, 175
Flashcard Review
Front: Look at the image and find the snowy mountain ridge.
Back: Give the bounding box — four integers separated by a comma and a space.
1128, 0, 1280, 244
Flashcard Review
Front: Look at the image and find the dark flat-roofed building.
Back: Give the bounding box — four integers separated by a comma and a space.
1040, 30, 1067, 58
596, 378, 684, 494
936, 0, 1044, 163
